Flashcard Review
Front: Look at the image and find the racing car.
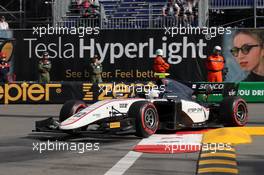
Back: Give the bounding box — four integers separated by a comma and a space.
34, 78, 248, 138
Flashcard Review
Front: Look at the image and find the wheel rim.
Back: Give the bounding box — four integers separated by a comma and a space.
144, 108, 156, 128
236, 103, 247, 123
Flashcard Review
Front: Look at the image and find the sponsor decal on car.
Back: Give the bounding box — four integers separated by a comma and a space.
92, 113, 101, 118
119, 103, 128, 108
109, 122, 121, 129
73, 112, 87, 118
188, 108, 203, 113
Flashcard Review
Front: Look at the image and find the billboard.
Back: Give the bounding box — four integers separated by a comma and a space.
223, 29, 264, 82
13, 27, 230, 82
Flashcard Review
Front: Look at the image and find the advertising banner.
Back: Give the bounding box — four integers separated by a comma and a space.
13, 27, 227, 82
1, 28, 263, 104
237, 82, 264, 102
0, 81, 155, 104
205, 82, 264, 103
223, 29, 264, 82
0, 81, 263, 104
1, 28, 263, 84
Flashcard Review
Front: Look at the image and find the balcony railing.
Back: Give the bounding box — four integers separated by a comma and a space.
58, 0, 264, 29
58, 16, 198, 29
210, 0, 264, 9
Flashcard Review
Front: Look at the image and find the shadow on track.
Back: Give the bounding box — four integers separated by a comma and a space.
26, 132, 141, 144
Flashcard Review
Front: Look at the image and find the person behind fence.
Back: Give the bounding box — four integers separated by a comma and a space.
0, 52, 10, 83
186, 0, 199, 14
90, 55, 103, 83
177, 2, 187, 26
82, 0, 100, 18
231, 29, 264, 81
162, 0, 181, 17
153, 49, 170, 74
38, 52, 52, 83
0, 16, 9, 30
206, 46, 225, 82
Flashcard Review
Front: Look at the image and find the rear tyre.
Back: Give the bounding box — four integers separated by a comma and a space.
128, 101, 159, 138
220, 96, 248, 126
59, 100, 87, 135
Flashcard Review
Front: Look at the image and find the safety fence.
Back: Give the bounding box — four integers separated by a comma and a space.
59, 1, 198, 29
58, 16, 197, 29
210, 0, 264, 9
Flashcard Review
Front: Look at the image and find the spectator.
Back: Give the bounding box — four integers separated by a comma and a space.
76, 0, 83, 6
90, 0, 100, 16
186, 0, 199, 15
177, 2, 187, 26
75, 0, 83, 14
90, 55, 103, 83
206, 46, 225, 82
82, 0, 91, 17
82, 0, 100, 18
91, 0, 100, 7
231, 30, 264, 81
183, 0, 199, 26
153, 49, 170, 73
162, 0, 181, 17
0, 16, 9, 30
38, 52, 52, 83
0, 52, 10, 83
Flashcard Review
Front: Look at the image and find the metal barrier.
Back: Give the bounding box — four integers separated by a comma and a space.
59, 16, 198, 29
257, 0, 264, 7
54, 0, 72, 26
59, 1, 199, 29
58, 17, 100, 28
210, 0, 264, 9
58, 0, 263, 29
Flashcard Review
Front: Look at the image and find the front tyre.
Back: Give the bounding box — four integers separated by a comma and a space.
128, 101, 159, 138
220, 97, 248, 126
59, 100, 87, 122
59, 100, 87, 135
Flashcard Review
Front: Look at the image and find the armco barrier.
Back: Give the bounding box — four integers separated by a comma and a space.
0, 82, 263, 104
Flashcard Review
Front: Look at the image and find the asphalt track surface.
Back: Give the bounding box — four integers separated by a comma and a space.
0, 104, 263, 175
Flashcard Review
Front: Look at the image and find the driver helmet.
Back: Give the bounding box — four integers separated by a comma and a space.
155, 49, 164, 56
213, 46, 222, 53
147, 89, 160, 99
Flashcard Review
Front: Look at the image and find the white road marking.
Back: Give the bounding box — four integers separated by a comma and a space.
104, 151, 142, 175
137, 134, 203, 145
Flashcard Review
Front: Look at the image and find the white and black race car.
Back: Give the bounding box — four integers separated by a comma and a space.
34, 79, 248, 138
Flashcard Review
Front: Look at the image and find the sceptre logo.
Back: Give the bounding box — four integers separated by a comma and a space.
0, 83, 62, 104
